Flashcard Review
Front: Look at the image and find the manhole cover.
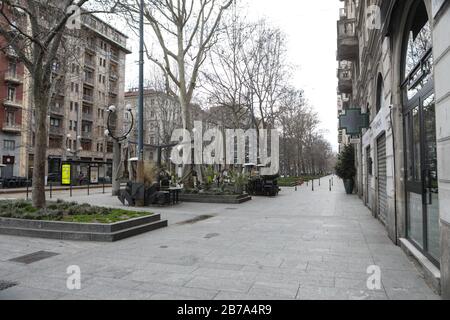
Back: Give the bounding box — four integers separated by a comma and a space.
9, 251, 59, 265
177, 215, 215, 225
204, 233, 220, 239
0, 281, 18, 291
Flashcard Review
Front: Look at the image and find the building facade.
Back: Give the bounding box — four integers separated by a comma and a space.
124, 88, 183, 165
0, 32, 28, 178
0, 12, 131, 182
337, 0, 450, 298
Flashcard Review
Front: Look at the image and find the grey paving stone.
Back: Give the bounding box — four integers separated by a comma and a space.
0, 178, 440, 300
0, 286, 64, 300
185, 276, 253, 293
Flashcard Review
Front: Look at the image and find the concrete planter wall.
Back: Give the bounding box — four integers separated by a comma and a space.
179, 193, 252, 204
0, 214, 167, 242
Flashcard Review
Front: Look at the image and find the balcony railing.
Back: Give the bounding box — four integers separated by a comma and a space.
3, 98, 22, 108
109, 85, 118, 94
83, 94, 94, 103
337, 68, 353, 94
81, 131, 93, 140
337, 18, 358, 61
85, 59, 96, 69
84, 74, 95, 86
4, 71, 23, 84
49, 105, 64, 116
2, 122, 21, 133
82, 112, 93, 121
5, 46, 19, 58
86, 41, 97, 53
109, 69, 119, 81
49, 126, 64, 136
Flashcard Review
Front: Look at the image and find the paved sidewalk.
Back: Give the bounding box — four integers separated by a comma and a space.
0, 177, 440, 300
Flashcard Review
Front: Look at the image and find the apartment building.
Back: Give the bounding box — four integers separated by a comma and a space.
15, 14, 132, 181
124, 88, 183, 166
336, 0, 450, 298
0, 37, 28, 178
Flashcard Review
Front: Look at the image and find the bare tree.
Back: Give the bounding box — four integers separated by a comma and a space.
242, 20, 289, 130
200, 6, 253, 129
0, 0, 118, 208
120, 0, 232, 130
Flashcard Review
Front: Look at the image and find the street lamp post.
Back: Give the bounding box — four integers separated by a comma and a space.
106, 104, 134, 196
136, 0, 145, 206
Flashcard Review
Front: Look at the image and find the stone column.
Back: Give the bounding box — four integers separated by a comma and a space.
432, 1, 450, 299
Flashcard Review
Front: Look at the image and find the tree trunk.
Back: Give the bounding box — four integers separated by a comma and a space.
31, 81, 50, 209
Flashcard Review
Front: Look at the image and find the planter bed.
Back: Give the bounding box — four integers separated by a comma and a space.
0, 200, 167, 242
179, 193, 252, 204
0, 215, 167, 242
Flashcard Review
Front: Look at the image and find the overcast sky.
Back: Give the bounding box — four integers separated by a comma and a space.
124, 1, 342, 151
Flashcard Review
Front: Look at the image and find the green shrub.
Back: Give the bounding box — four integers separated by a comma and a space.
335, 144, 356, 180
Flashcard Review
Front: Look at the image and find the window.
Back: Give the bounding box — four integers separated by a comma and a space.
4, 140, 15, 150
7, 87, 16, 101
50, 118, 61, 127
376, 74, 384, 114
5, 111, 15, 124
8, 61, 17, 75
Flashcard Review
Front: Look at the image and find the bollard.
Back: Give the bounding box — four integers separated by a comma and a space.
70, 182, 73, 197
50, 182, 53, 199
312, 180, 315, 192
329, 179, 332, 191
87, 182, 90, 196
103, 181, 105, 194
319, 178, 321, 186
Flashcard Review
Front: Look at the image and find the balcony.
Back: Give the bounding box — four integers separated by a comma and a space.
81, 131, 93, 140
108, 84, 118, 95
3, 98, 22, 109
83, 94, 94, 104
110, 52, 120, 63
337, 68, 353, 94
82, 112, 93, 122
337, 18, 358, 61
84, 74, 95, 87
2, 122, 21, 134
86, 41, 97, 54
109, 69, 119, 81
85, 59, 96, 69
4, 46, 19, 58
49, 126, 64, 136
49, 104, 65, 117
4, 71, 23, 84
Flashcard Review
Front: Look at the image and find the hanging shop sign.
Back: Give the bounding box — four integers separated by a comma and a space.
363, 105, 389, 148
338, 108, 370, 137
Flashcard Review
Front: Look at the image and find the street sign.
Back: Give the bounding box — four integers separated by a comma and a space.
339, 108, 370, 136
61, 164, 71, 185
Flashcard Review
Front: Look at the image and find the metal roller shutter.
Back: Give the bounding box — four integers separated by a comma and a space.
377, 134, 387, 224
